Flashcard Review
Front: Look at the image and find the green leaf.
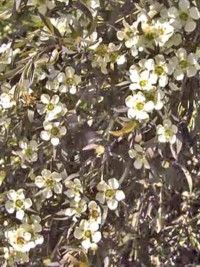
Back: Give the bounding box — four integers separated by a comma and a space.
39, 13, 62, 38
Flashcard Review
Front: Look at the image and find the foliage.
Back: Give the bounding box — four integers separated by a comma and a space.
0, 0, 200, 266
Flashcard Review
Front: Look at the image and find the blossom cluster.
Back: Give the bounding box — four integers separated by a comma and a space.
0, 0, 199, 266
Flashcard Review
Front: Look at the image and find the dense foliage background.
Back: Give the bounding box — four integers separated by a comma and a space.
0, 0, 200, 266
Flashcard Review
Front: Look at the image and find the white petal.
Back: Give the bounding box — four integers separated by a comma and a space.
41, 94, 50, 104
96, 192, 105, 204
92, 231, 101, 243
53, 183, 62, 194
82, 239, 91, 249
186, 66, 197, 77
108, 178, 119, 190
134, 158, 143, 169
74, 228, 83, 239
24, 198, 32, 209
7, 190, 17, 201
189, 7, 200, 20
179, 0, 190, 11
51, 137, 60, 146
107, 199, 118, 210
16, 210, 25, 220
115, 190, 125, 201
89, 221, 99, 231
40, 131, 50, 141
35, 176, 45, 188
5, 201, 15, 213
51, 95, 59, 104
184, 20, 196, 33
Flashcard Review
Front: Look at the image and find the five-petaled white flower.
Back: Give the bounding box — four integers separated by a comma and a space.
5, 189, 32, 220
163, 0, 200, 33
74, 219, 101, 250
37, 94, 62, 121
170, 48, 200, 80
58, 66, 81, 94
96, 178, 125, 210
65, 178, 83, 202
156, 119, 178, 144
40, 121, 67, 146
35, 169, 63, 199
88, 201, 102, 225
129, 144, 150, 169
64, 198, 87, 221
125, 92, 154, 121
17, 139, 38, 164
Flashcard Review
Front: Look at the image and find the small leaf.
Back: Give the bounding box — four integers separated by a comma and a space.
39, 13, 62, 37
109, 120, 138, 137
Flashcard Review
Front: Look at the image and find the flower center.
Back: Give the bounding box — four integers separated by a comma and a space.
110, 52, 118, 62
91, 210, 99, 219
165, 129, 172, 138
15, 199, 24, 209
45, 177, 54, 187
179, 12, 188, 21
17, 236, 25, 245
155, 65, 164, 76
136, 102, 144, 111
25, 147, 33, 157
47, 103, 54, 111
66, 78, 74, 86
139, 80, 148, 87
105, 189, 115, 198
179, 60, 188, 69
84, 230, 91, 238
50, 127, 59, 136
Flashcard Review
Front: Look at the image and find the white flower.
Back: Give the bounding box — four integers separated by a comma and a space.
140, 19, 174, 47
5, 227, 34, 253
40, 121, 67, 146
129, 144, 150, 169
50, 17, 68, 36
117, 20, 139, 48
5, 189, 32, 220
35, 169, 63, 199
64, 198, 87, 220
144, 88, 164, 110
129, 68, 157, 91
17, 139, 38, 164
96, 178, 125, 210
171, 48, 200, 80
58, 67, 81, 94
64, 178, 83, 202
125, 92, 154, 121
30, 0, 55, 15
37, 94, 63, 121
88, 201, 102, 225
46, 69, 61, 92
3, 246, 29, 266
156, 119, 178, 144
0, 84, 16, 109
164, 0, 200, 33
74, 219, 101, 250
140, 55, 172, 87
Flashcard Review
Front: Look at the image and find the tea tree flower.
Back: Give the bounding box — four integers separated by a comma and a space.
129, 144, 150, 169
156, 119, 178, 144
5, 189, 32, 220
40, 121, 67, 146
17, 139, 38, 165
96, 178, 125, 210
163, 0, 200, 33
35, 169, 63, 198
171, 48, 200, 80
3, 247, 29, 266
30, 0, 55, 15
144, 88, 164, 111
129, 69, 157, 91
37, 94, 62, 121
58, 66, 81, 94
74, 219, 101, 250
65, 198, 87, 220
117, 20, 139, 48
88, 201, 102, 225
125, 92, 154, 121
65, 178, 83, 202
